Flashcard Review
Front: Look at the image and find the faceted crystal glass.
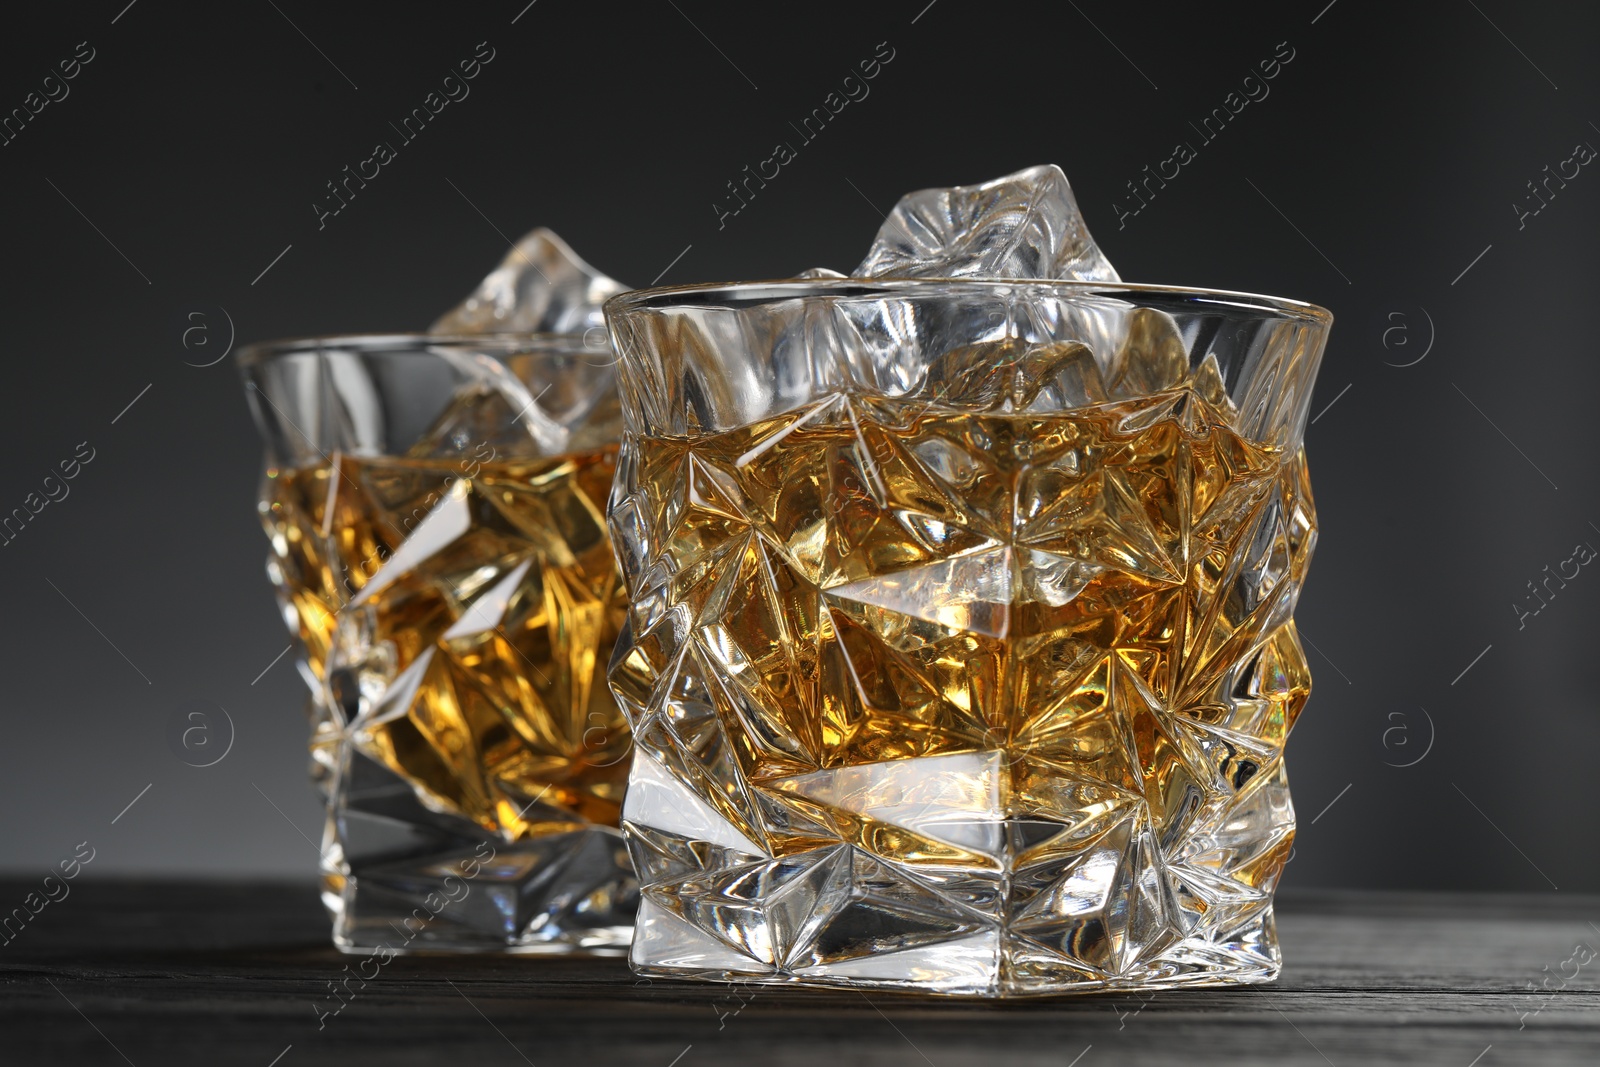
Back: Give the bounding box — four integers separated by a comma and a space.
241, 334, 637, 953
604, 281, 1330, 994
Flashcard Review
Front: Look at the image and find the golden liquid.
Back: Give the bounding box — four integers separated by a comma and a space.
261, 447, 629, 835
625, 387, 1312, 866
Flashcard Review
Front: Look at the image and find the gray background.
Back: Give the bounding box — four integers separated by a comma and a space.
0, 0, 1594, 893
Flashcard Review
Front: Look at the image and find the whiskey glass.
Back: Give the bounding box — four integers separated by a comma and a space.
241, 333, 636, 953
604, 280, 1330, 994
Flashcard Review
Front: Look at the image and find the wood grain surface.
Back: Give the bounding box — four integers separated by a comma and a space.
2, 881, 1597, 1066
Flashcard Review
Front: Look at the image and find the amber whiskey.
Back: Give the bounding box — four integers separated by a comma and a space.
261, 446, 629, 835
625, 384, 1312, 859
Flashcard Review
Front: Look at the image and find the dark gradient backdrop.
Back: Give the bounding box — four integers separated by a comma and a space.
2, 1, 1596, 892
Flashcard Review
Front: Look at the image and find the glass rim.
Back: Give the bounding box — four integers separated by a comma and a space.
604, 278, 1333, 326
236, 330, 610, 368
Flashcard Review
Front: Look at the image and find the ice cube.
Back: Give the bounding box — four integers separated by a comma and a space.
853, 165, 1120, 282
915, 339, 1107, 412
431, 228, 628, 336
1108, 306, 1189, 397
407, 355, 569, 458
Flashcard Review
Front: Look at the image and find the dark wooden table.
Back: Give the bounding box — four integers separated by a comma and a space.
2, 881, 1596, 1066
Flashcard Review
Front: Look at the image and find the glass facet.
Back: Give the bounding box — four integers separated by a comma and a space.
242, 334, 637, 953
605, 281, 1329, 995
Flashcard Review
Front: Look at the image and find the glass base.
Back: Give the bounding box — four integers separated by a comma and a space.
620, 740, 1292, 997
323, 748, 637, 954
630, 898, 1280, 997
